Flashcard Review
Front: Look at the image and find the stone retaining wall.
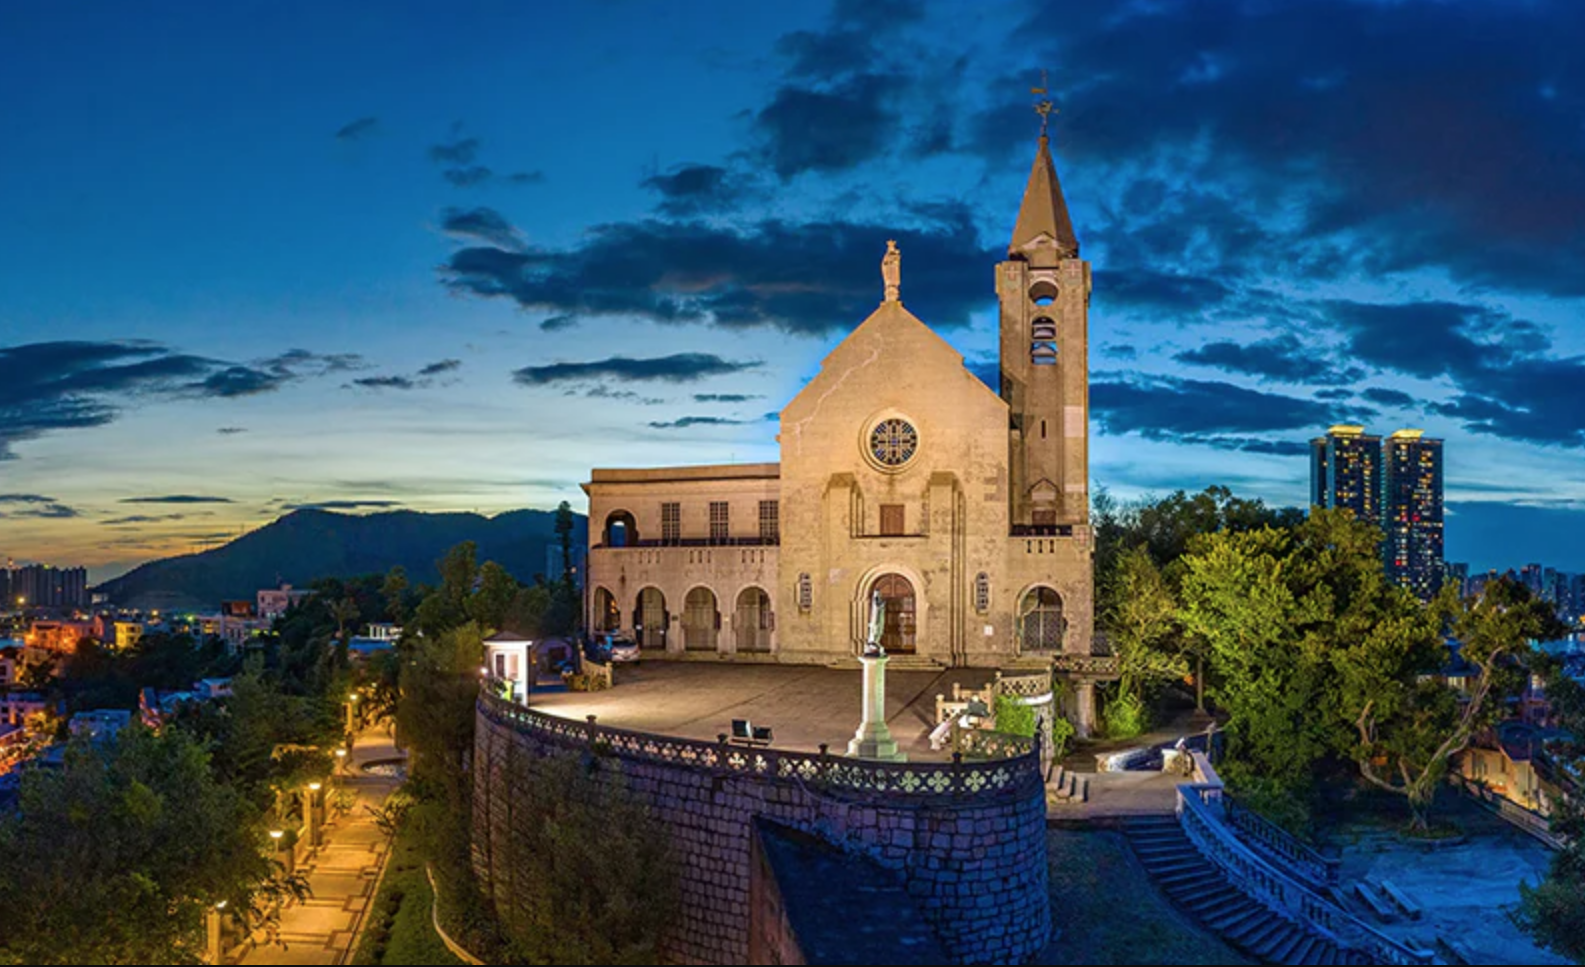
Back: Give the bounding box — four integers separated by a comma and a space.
472, 697, 1051, 965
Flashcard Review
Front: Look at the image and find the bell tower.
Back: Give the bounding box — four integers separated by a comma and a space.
998, 120, 1090, 530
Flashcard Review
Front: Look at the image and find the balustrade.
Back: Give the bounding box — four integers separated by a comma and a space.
479, 691, 1041, 801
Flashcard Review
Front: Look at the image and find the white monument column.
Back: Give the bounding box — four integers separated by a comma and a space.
846, 589, 907, 761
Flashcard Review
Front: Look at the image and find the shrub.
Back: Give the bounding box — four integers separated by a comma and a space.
993, 694, 1037, 737
1050, 713, 1077, 759
1103, 691, 1148, 739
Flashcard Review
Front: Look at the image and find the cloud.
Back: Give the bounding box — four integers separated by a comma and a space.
1102, 345, 1138, 361
429, 137, 480, 165
646, 415, 755, 429
102, 514, 188, 526
641, 164, 754, 216
1361, 387, 1416, 408
576, 385, 663, 405
335, 116, 379, 141
441, 205, 995, 337
539, 314, 578, 332
755, 73, 900, 180
693, 393, 763, 403
440, 207, 524, 250
216, 426, 248, 434
513, 353, 760, 386
283, 500, 403, 511
0, 493, 79, 520
1174, 334, 1360, 385
348, 358, 464, 392
1015, 0, 1585, 298
120, 495, 235, 504
1091, 374, 1337, 447
443, 166, 494, 187
1095, 270, 1234, 318
0, 341, 217, 459
1322, 300, 1585, 447
418, 359, 462, 377
184, 349, 362, 399
507, 171, 545, 185
353, 375, 417, 390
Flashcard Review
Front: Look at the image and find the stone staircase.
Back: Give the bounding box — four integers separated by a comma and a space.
1047, 765, 1089, 804
1122, 816, 1372, 965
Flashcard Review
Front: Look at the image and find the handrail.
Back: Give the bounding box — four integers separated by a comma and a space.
478, 691, 1041, 801
994, 671, 1052, 699
1176, 784, 1434, 965
1225, 796, 1342, 887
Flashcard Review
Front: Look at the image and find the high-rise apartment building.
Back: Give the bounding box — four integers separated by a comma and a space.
1382, 429, 1444, 600
1310, 425, 1383, 525
0, 563, 89, 610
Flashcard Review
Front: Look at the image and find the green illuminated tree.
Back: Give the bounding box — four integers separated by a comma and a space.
0, 728, 283, 965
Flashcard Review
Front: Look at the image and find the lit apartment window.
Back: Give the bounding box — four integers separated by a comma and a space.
759, 500, 779, 543
709, 501, 729, 542
661, 502, 681, 543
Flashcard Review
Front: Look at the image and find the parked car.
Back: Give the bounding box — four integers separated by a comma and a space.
604, 634, 640, 664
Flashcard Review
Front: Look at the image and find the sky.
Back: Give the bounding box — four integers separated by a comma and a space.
2, 0, 1584, 582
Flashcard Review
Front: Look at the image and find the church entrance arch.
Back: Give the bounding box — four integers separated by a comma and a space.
869, 573, 917, 654
592, 587, 620, 633
734, 586, 772, 653
1017, 586, 1065, 653
683, 586, 719, 652
635, 587, 667, 650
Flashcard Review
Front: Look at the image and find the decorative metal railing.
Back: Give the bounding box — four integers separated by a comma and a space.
1176, 781, 1435, 965
1049, 653, 1120, 677
478, 691, 1042, 801
949, 722, 1036, 761
1225, 796, 1342, 888
994, 671, 1053, 699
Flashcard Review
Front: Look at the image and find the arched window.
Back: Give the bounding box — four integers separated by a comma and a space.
603, 510, 638, 547
593, 587, 620, 632
683, 587, 719, 652
635, 588, 667, 649
1017, 587, 1065, 652
1029, 279, 1059, 306
735, 587, 772, 653
1030, 316, 1058, 366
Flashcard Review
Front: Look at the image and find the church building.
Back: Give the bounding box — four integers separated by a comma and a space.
583, 131, 1096, 693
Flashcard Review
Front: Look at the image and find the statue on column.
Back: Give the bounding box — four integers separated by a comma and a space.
863, 588, 886, 657
882, 240, 901, 303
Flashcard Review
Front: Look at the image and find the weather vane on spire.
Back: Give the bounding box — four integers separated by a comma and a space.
1031, 69, 1056, 138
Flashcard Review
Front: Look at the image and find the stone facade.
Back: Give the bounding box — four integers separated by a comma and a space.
584, 133, 1095, 672
472, 698, 1051, 965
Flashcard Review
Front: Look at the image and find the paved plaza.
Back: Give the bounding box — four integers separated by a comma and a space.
529, 661, 1002, 760
239, 728, 404, 966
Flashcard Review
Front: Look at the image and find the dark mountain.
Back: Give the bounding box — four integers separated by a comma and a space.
96, 508, 587, 611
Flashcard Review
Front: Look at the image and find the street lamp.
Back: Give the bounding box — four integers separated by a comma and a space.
334, 747, 348, 777
345, 691, 360, 736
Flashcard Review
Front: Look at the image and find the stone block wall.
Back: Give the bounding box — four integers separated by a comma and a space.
472, 701, 1051, 965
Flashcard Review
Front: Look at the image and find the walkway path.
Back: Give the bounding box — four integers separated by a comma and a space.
239, 727, 405, 966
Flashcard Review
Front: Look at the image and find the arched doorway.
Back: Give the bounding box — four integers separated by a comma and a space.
683, 587, 719, 651
1018, 587, 1065, 652
870, 573, 916, 654
635, 587, 667, 650
603, 510, 637, 547
734, 587, 772, 653
592, 587, 620, 633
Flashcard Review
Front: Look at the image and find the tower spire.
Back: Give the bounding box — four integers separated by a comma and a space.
1009, 71, 1078, 258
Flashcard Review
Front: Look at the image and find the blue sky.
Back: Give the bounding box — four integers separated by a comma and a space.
2, 0, 1583, 581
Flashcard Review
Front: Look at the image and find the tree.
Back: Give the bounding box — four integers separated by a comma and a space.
396, 621, 484, 806
0, 728, 281, 965
380, 565, 411, 625
1346, 578, 1565, 832
555, 500, 576, 586
1102, 545, 1187, 713
1515, 656, 1585, 962
469, 561, 519, 632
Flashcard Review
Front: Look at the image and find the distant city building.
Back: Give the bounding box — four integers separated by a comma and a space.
1382, 429, 1444, 600
0, 562, 89, 610
256, 583, 312, 621
1309, 425, 1382, 525
1445, 561, 1470, 598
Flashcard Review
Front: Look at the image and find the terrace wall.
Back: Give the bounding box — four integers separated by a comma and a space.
471, 694, 1050, 965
